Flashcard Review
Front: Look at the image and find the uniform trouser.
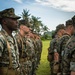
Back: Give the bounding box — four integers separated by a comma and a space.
50, 62, 54, 75
20, 58, 28, 75
0, 67, 20, 75
31, 62, 35, 75
50, 62, 58, 75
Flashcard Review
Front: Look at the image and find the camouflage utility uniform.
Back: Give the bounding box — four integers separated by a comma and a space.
15, 33, 29, 75
0, 29, 20, 75
25, 37, 35, 75
57, 33, 70, 74
63, 34, 75, 75
48, 36, 59, 75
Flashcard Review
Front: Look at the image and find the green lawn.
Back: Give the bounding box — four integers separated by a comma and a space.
36, 40, 50, 75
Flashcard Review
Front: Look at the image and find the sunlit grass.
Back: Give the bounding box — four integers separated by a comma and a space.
36, 40, 50, 75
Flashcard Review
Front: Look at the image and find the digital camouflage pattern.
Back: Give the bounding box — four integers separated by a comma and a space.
37, 39, 42, 65
15, 33, 26, 58
25, 37, 35, 75
25, 37, 35, 61
0, 8, 20, 19
57, 33, 70, 54
15, 33, 29, 75
48, 39, 55, 62
48, 37, 59, 62
0, 29, 20, 75
48, 36, 59, 75
35, 38, 42, 66
57, 33, 70, 74
63, 34, 75, 75
0, 29, 19, 69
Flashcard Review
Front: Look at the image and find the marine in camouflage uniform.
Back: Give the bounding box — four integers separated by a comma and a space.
28, 32, 37, 75
15, 24, 31, 75
63, 16, 75, 75
48, 24, 65, 75
32, 33, 37, 69
48, 32, 58, 75
27, 32, 38, 75
36, 35, 42, 66
63, 34, 75, 75
57, 19, 73, 75
33, 34, 42, 68
48, 31, 57, 62
0, 8, 21, 75
25, 33, 35, 75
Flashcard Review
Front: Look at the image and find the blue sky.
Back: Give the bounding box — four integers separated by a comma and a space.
0, 0, 75, 31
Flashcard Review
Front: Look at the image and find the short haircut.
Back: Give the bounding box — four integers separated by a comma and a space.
72, 15, 75, 27
56, 24, 65, 32
66, 19, 73, 27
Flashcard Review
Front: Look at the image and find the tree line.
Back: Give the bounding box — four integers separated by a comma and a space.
0, 9, 52, 40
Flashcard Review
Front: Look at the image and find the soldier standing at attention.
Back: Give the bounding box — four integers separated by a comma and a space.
47, 31, 57, 75
25, 31, 36, 75
63, 16, 75, 75
48, 24, 65, 75
57, 19, 74, 75
15, 24, 31, 75
0, 8, 21, 75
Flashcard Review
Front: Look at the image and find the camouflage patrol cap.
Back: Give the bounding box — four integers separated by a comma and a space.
66, 19, 73, 27
0, 8, 21, 19
72, 15, 75, 26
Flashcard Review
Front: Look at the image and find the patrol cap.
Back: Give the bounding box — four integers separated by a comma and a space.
0, 8, 21, 19
66, 19, 73, 27
72, 15, 75, 26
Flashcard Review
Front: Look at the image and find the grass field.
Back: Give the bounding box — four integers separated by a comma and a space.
36, 40, 50, 75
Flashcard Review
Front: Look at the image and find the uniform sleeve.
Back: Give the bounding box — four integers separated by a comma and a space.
57, 39, 61, 53
57, 36, 69, 54
63, 47, 70, 73
15, 38, 20, 65
63, 40, 75, 73
15, 35, 22, 50
0, 39, 5, 57
49, 39, 56, 54
70, 49, 75, 71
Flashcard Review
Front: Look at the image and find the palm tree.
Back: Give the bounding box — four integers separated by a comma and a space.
21, 9, 31, 26
31, 15, 43, 34
22, 9, 31, 20
43, 25, 49, 32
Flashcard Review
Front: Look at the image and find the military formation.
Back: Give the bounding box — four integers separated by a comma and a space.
48, 15, 75, 75
1, 7, 75, 75
0, 8, 42, 75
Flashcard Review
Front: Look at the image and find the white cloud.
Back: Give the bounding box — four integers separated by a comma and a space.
35, 0, 75, 12
14, 0, 23, 3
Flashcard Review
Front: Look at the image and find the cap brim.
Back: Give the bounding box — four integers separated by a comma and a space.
10, 15, 21, 19
0, 15, 21, 19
